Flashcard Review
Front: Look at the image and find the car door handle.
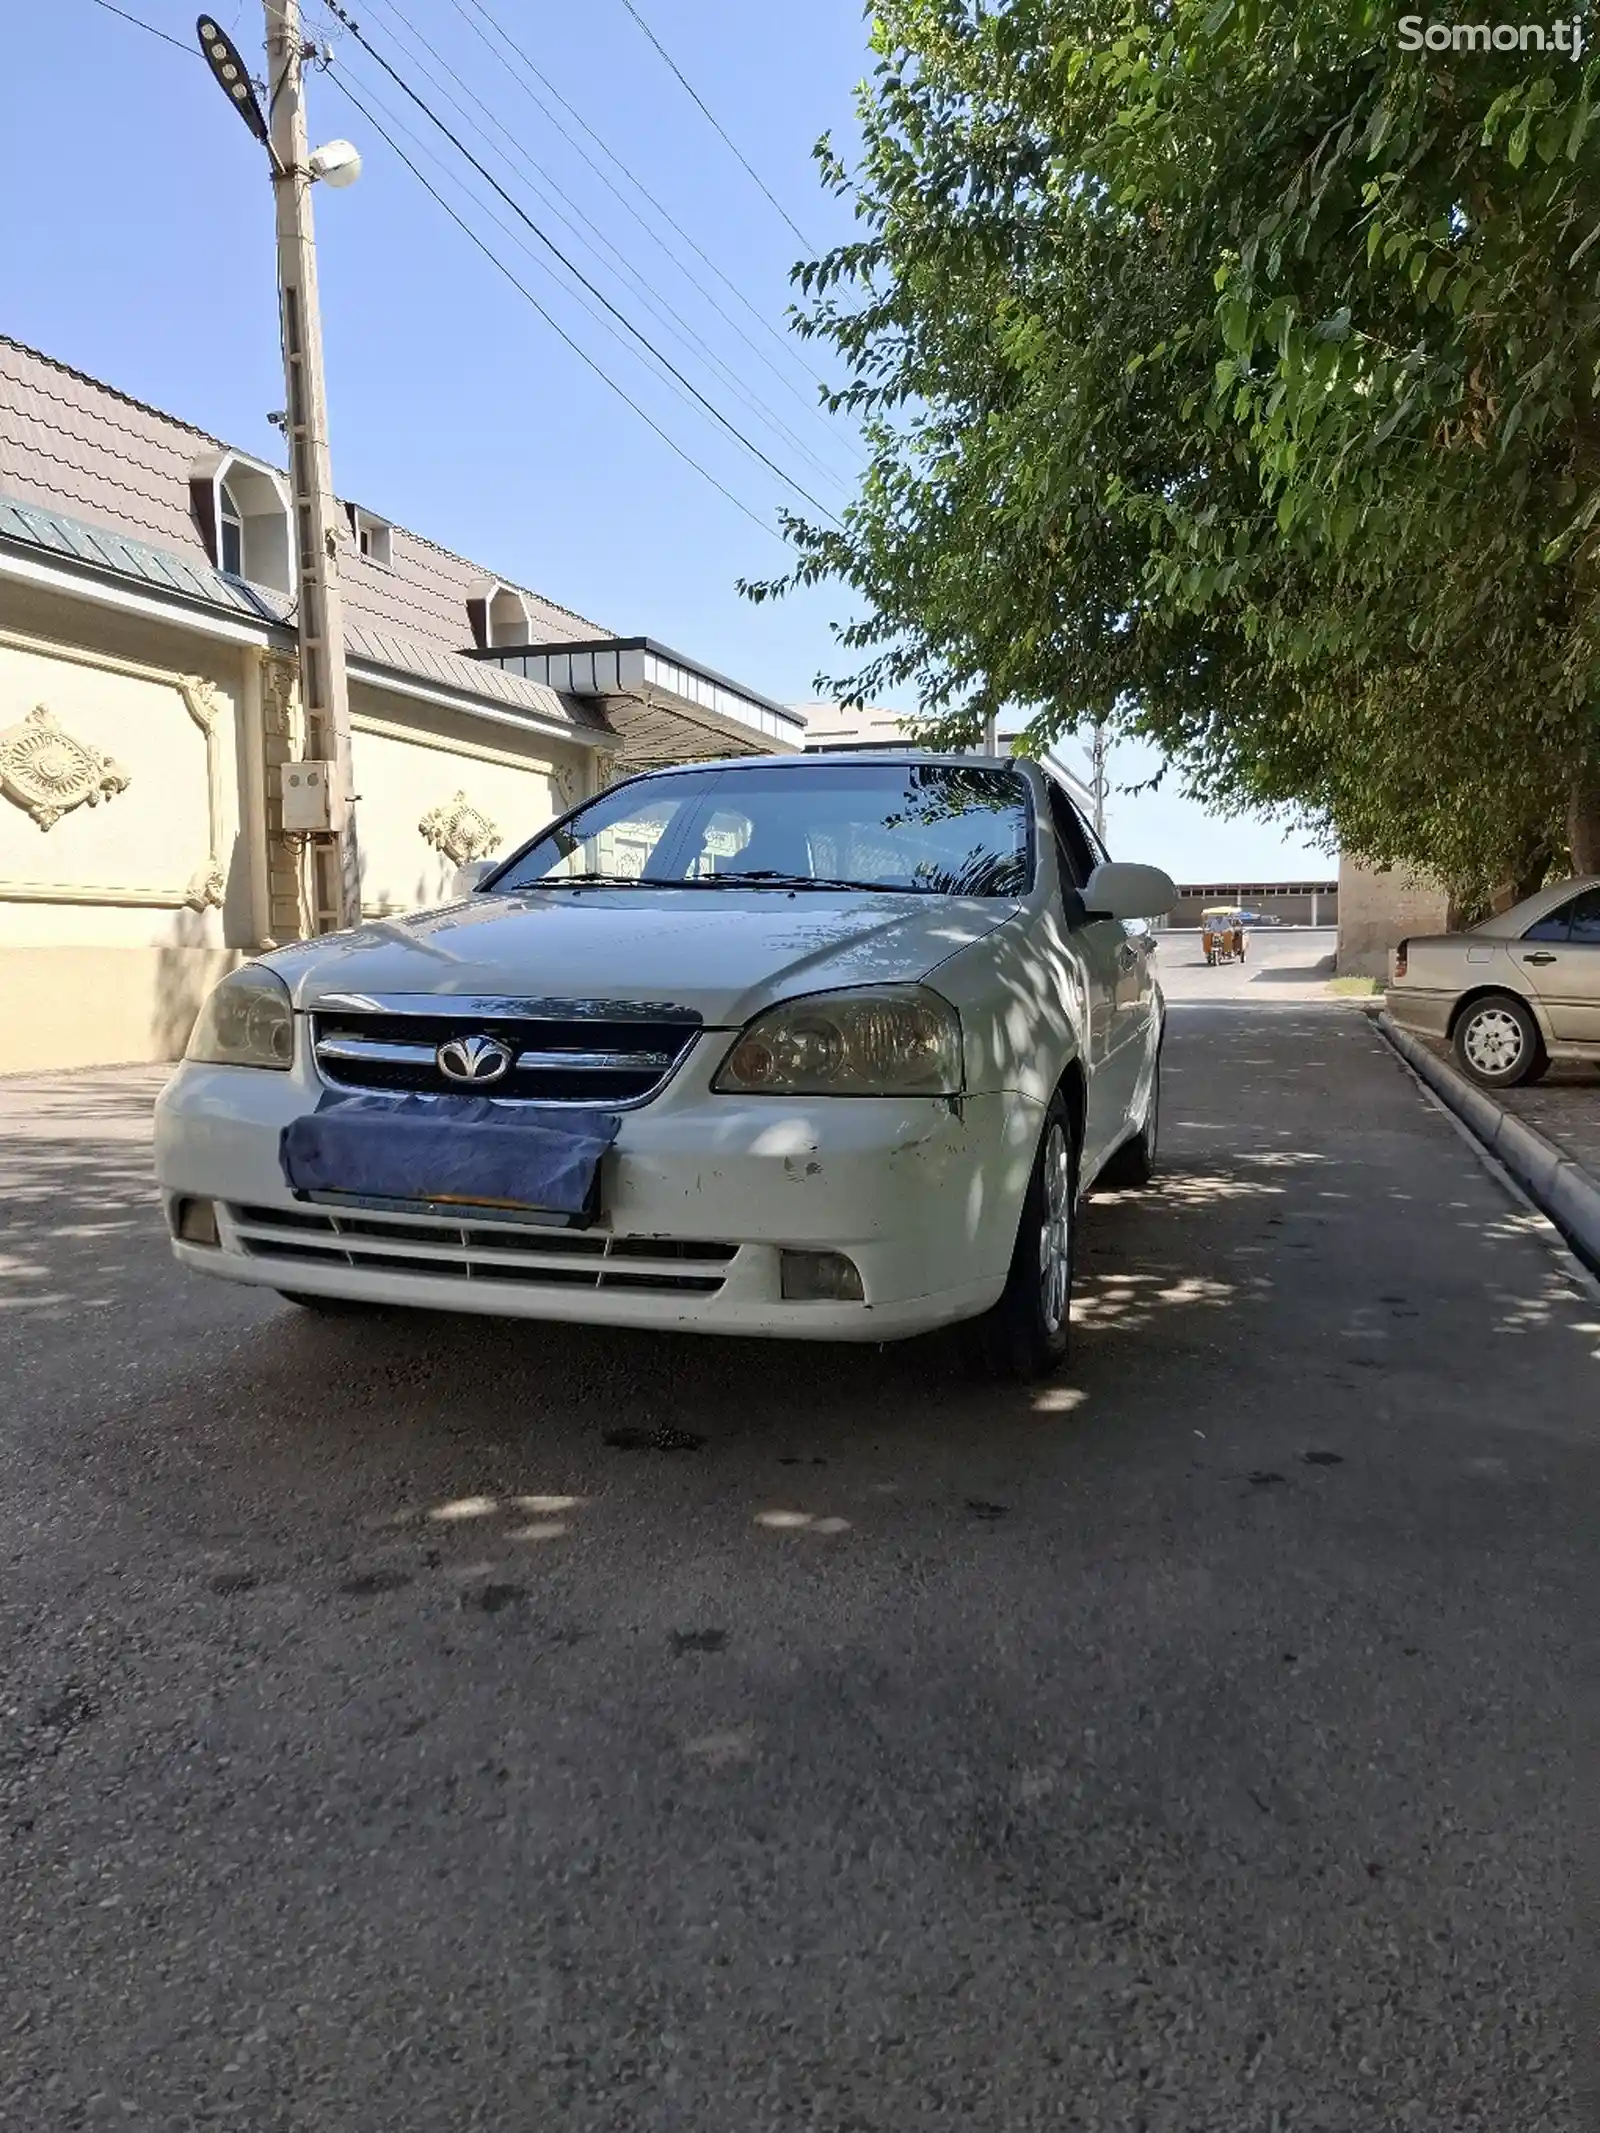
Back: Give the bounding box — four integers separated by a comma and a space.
1522, 951, 1559, 965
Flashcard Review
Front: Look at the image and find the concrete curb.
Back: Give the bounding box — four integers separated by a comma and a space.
1374, 1013, 1600, 1273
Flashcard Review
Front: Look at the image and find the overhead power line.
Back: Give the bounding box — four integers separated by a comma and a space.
339, 0, 851, 490
325, 3, 840, 523
330, 72, 784, 539
450, 0, 857, 440
614, 0, 815, 253
77, 0, 801, 538
78, 0, 842, 455
336, 59, 818, 514
82, 0, 197, 55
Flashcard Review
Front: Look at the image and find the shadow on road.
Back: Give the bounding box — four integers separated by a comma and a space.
0, 1090, 167, 1322
3, 1045, 1593, 1569
1249, 957, 1336, 983
0, 1135, 1339, 1541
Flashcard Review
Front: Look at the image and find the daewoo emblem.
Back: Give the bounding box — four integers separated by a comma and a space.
436, 1033, 513, 1085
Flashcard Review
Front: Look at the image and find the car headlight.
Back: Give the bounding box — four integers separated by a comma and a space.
713, 985, 962, 1097
185, 965, 295, 1070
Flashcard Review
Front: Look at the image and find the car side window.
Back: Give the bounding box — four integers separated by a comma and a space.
1523, 887, 1600, 943
1572, 889, 1600, 943
1046, 783, 1096, 892
1523, 906, 1571, 943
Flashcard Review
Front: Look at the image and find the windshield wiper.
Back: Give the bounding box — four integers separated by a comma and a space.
529, 872, 661, 886
704, 870, 920, 893
525, 870, 946, 894
532, 873, 822, 889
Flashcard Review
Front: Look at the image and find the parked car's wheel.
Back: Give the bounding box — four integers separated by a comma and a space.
276, 1291, 380, 1315
978, 1093, 1077, 1381
1451, 993, 1548, 1089
1099, 1053, 1160, 1191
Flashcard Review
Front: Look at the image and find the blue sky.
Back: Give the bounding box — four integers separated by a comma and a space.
6, 0, 1329, 880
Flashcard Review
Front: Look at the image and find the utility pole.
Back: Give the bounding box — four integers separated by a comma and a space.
264, 0, 360, 932
1089, 719, 1108, 841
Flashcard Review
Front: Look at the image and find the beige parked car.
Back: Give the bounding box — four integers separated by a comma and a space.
1387, 876, 1600, 1087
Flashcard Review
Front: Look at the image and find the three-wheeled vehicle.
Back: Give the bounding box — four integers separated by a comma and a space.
1201, 906, 1246, 965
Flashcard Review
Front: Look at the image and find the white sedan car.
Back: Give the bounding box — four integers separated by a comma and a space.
155, 752, 1173, 1378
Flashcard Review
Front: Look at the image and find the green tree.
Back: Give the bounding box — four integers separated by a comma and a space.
748, 0, 1600, 908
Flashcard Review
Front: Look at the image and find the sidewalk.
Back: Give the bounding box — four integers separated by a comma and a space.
1376, 1015, 1600, 1272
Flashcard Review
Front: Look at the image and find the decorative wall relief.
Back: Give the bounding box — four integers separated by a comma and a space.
0, 632, 231, 914
184, 859, 226, 911
178, 675, 226, 914
0, 704, 131, 830
551, 762, 580, 810
419, 791, 502, 867
260, 653, 299, 741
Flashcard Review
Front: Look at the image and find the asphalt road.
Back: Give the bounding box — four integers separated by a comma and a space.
1154, 924, 1339, 1006
2, 997, 1595, 2131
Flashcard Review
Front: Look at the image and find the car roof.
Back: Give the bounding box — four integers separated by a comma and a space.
623, 749, 1034, 774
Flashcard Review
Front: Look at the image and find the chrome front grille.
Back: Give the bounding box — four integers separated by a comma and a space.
227, 1203, 735, 1295
308, 994, 701, 1105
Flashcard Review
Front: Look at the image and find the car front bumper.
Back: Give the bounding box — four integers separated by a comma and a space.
153, 1051, 1042, 1343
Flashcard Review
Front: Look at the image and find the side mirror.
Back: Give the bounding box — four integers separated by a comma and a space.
1082, 861, 1176, 921
450, 859, 496, 900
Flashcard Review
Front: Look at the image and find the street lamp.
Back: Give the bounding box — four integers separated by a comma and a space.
308, 138, 362, 187
197, 18, 275, 156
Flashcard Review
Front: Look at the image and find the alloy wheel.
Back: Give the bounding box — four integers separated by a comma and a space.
1038, 1121, 1073, 1334
1462, 1005, 1525, 1078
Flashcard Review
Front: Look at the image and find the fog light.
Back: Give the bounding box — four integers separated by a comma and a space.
174, 1196, 220, 1247
780, 1249, 863, 1303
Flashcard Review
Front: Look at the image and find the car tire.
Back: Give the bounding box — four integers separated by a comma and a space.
976, 1093, 1077, 1382
276, 1291, 380, 1315
1451, 993, 1547, 1088
1099, 1053, 1160, 1191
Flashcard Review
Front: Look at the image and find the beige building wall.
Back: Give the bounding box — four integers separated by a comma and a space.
0, 588, 592, 1071
1337, 855, 1450, 980
0, 603, 244, 1070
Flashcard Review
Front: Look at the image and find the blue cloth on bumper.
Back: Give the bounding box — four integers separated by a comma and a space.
278, 1095, 621, 1218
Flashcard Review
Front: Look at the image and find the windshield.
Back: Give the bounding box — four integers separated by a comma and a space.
487, 762, 1034, 898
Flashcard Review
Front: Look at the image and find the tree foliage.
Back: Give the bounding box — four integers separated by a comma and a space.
746, 0, 1600, 903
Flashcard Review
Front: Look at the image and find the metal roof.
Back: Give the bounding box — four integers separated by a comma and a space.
0, 494, 591, 732
480, 637, 806, 753
0, 493, 287, 622
0, 333, 601, 662
0, 336, 794, 752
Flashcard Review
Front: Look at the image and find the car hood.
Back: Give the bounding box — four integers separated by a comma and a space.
262, 888, 1019, 1025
